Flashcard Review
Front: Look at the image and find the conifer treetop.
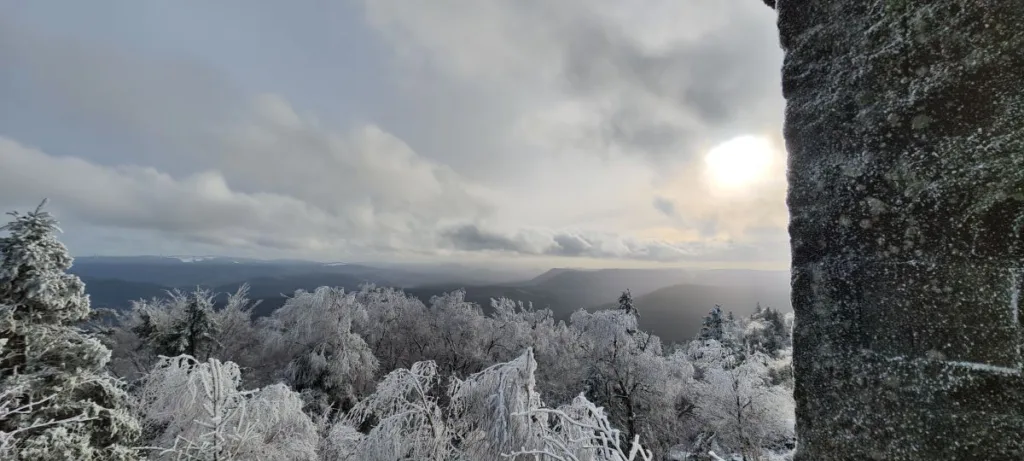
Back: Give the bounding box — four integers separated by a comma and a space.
0, 199, 89, 325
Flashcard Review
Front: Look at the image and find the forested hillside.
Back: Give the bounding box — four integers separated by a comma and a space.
1, 206, 796, 460
74, 258, 790, 343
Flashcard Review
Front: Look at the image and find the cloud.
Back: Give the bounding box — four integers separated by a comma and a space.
0, 136, 334, 250
438, 223, 770, 263
358, 0, 790, 265
0, 92, 493, 259
215, 94, 493, 239
0, 1, 790, 267
0, 16, 240, 172
439, 225, 530, 253
652, 196, 676, 217
0, 128, 782, 264
363, 0, 783, 164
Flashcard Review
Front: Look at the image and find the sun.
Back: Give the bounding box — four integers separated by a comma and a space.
704, 135, 775, 191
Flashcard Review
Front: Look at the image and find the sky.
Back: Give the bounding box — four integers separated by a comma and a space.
0, 0, 788, 270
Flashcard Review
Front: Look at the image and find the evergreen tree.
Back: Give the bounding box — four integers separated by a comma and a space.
698, 305, 724, 342
0, 201, 140, 460
618, 289, 638, 317
617, 290, 640, 338
166, 290, 218, 360
762, 307, 788, 354
743, 305, 790, 357
722, 309, 743, 352
127, 289, 219, 361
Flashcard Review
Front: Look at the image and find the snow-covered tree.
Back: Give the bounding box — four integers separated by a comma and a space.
137, 355, 247, 459
164, 289, 219, 361
570, 309, 667, 453
107, 289, 208, 374
698, 306, 726, 343
208, 285, 264, 386
340, 360, 454, 461
743, 306, 789, 357
353, 285, 432, 372
107, 286, 262, 385
423, 290, 492, 377
448, 348, 546, 459
0, 202, 140, 460
337, 345, 656, 460
486, 298, 584, 406
318, 421, 362, 460
103, 304, 156, 380
618, 289, 637, 317
137, 355, 319, 461
260, 287, 378, 416
686, 342, 795, 459
505, 394, 654, 461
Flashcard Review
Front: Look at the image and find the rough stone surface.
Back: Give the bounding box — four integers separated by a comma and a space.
775, 1, 1024, 459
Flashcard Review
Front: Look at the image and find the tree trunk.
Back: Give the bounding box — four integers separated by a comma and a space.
775, 1, 1024, 459
624, 391, 637, 447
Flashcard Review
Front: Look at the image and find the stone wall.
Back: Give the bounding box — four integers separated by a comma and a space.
773, 1, 1024, 459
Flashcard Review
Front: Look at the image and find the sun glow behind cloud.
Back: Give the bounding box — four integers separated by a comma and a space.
704, 135, 777, 192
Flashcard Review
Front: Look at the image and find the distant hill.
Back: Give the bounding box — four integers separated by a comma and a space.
79, 276, 172, 310
687, 269, 791, 291
595, 282, 792, 343
524, 268, 693, 309
71, 256, 530, 290
521, 268, 584, 286
71, 256, 328, 287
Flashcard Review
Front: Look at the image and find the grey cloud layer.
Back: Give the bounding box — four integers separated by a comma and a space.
0, 130, 764, 263
0, 17, 239, 174
365, 0, 783, 163
439, 224, 782, 263
217, 95, 493, 238
0, 96, 491, 258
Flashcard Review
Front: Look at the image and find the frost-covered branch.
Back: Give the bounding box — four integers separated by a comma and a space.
340, 360, 454, 461
137, 355, 318, 461
503, 394, 654, 461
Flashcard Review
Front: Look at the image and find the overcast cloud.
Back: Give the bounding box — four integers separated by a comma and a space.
0, 0, 788, 268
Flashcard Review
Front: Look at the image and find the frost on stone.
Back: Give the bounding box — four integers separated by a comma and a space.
778, 0, 1024, 458
881, 353, 1020, 376
1011, 269, 1021, 329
